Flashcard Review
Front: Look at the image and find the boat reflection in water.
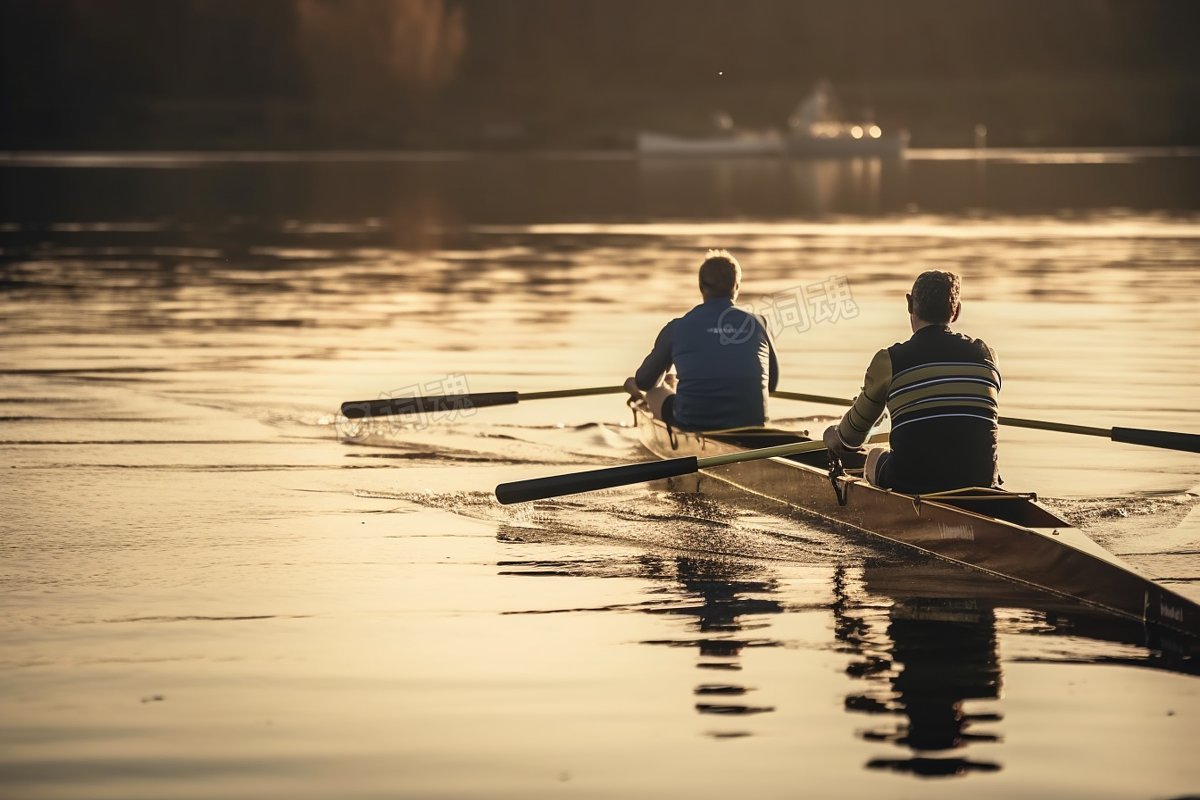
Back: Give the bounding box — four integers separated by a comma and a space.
836, 560, 1199, 777
495, 498, 1198, 762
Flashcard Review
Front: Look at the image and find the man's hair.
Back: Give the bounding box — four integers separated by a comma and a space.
910, 270, 961, 324
698, 249, 741, 298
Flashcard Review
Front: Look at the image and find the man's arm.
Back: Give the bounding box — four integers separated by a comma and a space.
833, 348, 892, 449
632, 321, 675, 392
761, 315, 781, 392
983, 342, 1000, 391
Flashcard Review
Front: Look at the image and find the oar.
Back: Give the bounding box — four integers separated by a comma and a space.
997, 417, 1200, 454
496, 439, 829, 505
771, 390, 1200, 454
771, 390, 854, 406
340, 386, 625, 419
495, 431, 890, 505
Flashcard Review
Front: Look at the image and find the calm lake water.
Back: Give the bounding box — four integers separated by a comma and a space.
2, 150, 1200, 799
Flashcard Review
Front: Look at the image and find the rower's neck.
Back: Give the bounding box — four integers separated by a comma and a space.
911, 319, 950, 334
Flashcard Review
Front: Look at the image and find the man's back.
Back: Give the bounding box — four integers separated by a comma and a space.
670, 299, 775, 430
626, 249, 779, 431
880, 325, 1000, 492
634, 299, 778, 431
826, 270, 1000, 494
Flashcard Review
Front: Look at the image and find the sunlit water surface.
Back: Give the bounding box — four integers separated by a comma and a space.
2, 153, 1200, 799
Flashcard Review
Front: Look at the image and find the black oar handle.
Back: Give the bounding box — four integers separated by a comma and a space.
496, 456, 700, 505
1112, 427, 1200, 454
341, 391, 519, 419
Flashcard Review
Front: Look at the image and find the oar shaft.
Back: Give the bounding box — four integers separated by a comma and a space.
698, 439, 829, 468
997, 416, 1110, 438
341, 385, 626, 419
771, 390, 853, 406
517, 386, 625, 401
995, 418, 1199, 452
774, 390, 1199, 454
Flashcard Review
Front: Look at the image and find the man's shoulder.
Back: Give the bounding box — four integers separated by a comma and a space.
952, 330, 997, 361
943, 329, 999, 366
888, 327, 997, 366
650, 317, 681, 343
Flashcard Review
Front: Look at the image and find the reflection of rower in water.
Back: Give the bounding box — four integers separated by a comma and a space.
833, 564, 1003, 777
832, 557, 1200, 778
637, 523, 784, 735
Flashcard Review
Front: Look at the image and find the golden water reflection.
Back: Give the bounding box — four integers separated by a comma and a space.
498, 522, 1199, 772
4, 153, 1200, 797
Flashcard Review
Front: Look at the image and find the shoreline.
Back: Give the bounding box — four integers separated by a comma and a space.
2, 145, 1200, 169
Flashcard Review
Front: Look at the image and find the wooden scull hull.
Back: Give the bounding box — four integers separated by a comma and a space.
633, 405, 1200, 638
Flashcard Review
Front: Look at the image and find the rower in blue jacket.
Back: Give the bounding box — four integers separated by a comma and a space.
624, 249, 780, 431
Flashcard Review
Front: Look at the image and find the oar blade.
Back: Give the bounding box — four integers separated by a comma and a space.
496, 456, 700, 505
1111, 427, 1200, 454
341, 391, 519, 419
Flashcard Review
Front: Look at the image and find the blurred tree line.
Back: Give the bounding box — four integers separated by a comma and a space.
2, 0, 1197, 149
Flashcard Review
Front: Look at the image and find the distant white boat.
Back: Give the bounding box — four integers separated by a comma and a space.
636, 126, 907, 158
635, 129, 786, 157
636, 83, 908, 159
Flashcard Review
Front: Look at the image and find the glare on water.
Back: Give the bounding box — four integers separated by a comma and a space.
2, 153, 1199, 798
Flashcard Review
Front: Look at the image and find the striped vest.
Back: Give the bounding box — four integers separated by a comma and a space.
884, 325, 1000, 492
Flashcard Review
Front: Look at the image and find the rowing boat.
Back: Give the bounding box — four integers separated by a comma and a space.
632, 402, 1200, 639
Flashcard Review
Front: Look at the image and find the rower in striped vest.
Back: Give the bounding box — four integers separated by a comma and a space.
823, 270, 1001, 493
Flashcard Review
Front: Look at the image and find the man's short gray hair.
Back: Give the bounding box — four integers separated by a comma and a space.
910, 270, 961, 324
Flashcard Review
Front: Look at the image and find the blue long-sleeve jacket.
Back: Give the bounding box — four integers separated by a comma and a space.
635, 297, 779, 430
